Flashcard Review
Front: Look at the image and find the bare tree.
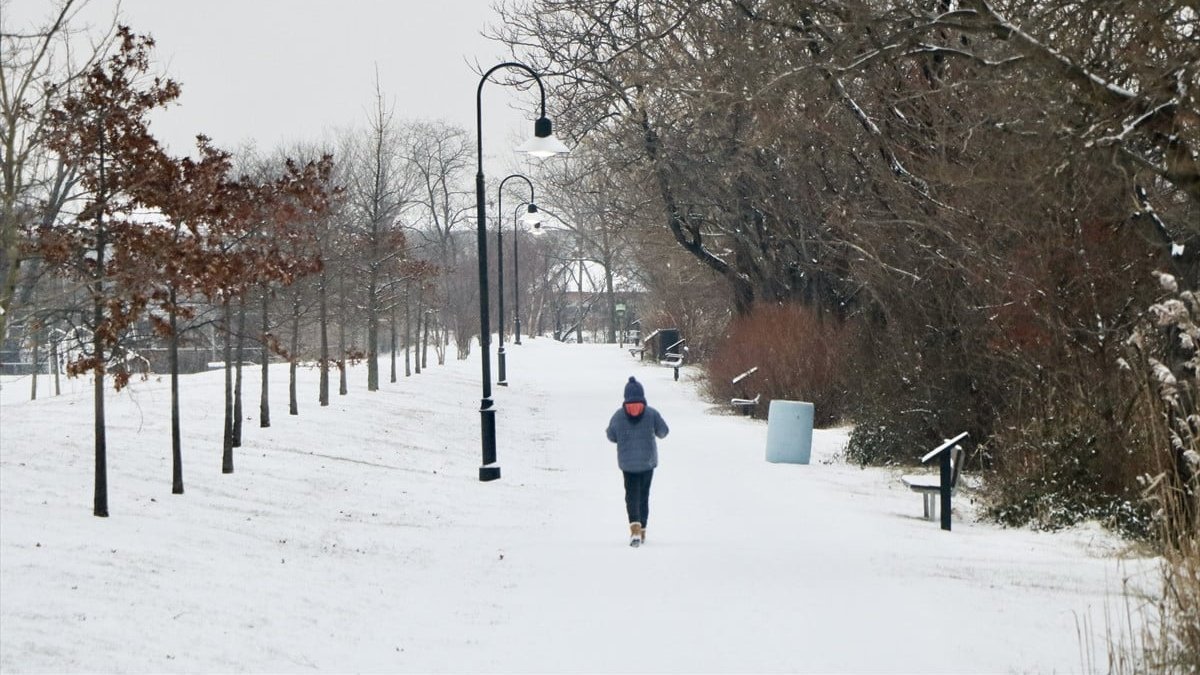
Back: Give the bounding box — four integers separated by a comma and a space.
402, 119, 474, 357
342, 76, 415, 391
1, 0, 114, 342
535, 150, 642, 343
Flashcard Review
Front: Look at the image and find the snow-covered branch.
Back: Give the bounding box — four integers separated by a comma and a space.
973, 0, 1137, 102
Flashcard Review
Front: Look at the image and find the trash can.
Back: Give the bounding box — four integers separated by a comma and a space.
657, 328, 681, 359
765, 400, 813, 464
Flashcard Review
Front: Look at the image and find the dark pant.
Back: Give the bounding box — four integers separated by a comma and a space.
622, 469, 654, 527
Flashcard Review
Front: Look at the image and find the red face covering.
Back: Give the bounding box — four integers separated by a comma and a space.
624, 402, 646, 417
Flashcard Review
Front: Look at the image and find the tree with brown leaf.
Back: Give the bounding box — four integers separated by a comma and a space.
38, 26, 180, 516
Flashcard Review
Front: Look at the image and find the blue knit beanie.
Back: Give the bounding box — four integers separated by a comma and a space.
623, 376, 646, 403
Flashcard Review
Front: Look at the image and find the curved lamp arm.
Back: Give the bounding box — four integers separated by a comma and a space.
498, 173, 536, 235
476, 62, 547, 168
499, 173, 536, 205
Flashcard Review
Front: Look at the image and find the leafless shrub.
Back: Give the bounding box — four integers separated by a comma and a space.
703, 303, 849, 426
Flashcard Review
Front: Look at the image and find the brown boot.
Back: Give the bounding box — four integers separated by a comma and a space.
640, 528, 646, 544
629, 522, 643, 547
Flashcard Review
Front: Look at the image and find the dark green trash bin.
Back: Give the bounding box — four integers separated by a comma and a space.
657, 328, 681, 359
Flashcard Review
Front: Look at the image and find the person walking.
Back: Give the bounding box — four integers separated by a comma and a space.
605, 376, 670, 547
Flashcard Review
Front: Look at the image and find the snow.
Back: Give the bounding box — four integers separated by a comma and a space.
1, 339, 1155, 672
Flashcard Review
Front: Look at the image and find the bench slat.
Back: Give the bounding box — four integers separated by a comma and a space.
901, 475, 941, 491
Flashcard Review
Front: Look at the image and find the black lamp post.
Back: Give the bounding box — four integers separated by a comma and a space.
474, 62, 568, 482
496, 174, 537, 386
512, 201, 539, 346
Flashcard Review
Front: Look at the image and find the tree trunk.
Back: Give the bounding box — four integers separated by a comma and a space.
576, 259, 584, 344
367, 268, 379, 391
390, 302, 397, 383
92, 142, 108, 517
29, 325, 39, 401
259, 286, 270, 428
290, 289, 300, 415
169, 288, 183, 494
414, 288, 423, 375
233, 295, 246, 446
534, 285, 546, 338
222, 298, 234, 474
319, 272, 329, 406
338, 280, 348, 395
605, 265, 616, 344
404, 279, 412, 377
0, 255, 19, 348
422, 309, 430, 370
437, 321, 447, 366
92, 298, 108, 516
50, 332, 60, 396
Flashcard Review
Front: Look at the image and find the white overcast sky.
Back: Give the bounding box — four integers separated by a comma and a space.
8, 0, 548, 172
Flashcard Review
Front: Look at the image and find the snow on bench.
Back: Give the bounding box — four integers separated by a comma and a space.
660, 353, 684, 367
730, 393, 761, 412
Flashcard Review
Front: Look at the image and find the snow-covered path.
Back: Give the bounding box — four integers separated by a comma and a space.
1, 339, 1149, 672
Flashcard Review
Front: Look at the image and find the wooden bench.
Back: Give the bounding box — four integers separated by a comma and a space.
900, 432, 969, 525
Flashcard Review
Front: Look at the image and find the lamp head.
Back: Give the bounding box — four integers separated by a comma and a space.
518, 117, 570, 158
521, 203, 542, 225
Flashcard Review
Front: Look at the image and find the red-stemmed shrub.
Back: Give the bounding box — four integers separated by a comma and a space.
704, 303, 850, 426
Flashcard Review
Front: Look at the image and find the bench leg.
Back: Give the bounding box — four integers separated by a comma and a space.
923, 493, 937, 520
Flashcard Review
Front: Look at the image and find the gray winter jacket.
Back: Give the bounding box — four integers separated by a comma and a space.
606, 406, 670, 472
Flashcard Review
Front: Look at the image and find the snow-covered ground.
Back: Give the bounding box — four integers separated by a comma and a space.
0, 338, 1155, 672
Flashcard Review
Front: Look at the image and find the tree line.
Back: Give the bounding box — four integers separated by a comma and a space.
0, 3, 595, 517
